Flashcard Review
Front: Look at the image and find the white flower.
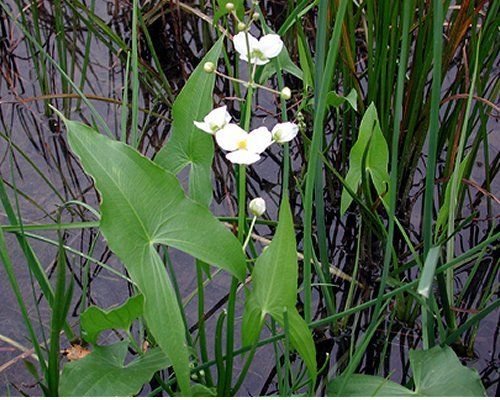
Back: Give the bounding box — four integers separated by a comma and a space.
249, 197, 266, 217
215, 124, 272, 165
233, 32, 284, 65
194, 106, 231, 134
272, 122, 299, 143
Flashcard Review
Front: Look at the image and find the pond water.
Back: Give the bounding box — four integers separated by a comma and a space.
0, 0, 498, 396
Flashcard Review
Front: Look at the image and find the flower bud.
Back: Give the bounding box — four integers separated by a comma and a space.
280, 86, 292, 100
252, 12, 260, 20
272, 122, 299, 144
203, 61, 215, 73
249, 197, 266, 217
225, 2, 235, 11
237, 21, 247, 31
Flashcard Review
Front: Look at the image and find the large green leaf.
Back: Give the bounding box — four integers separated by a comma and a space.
328, 374, 414, 396
80, 294, 144, 344
65, 119, 246, 394
154, 37, 223, 206
340, 103, 389, 215
59, 342, 169, 396
242, 198, 316, 378
327, 346, 486, 396
409, 346, 485, 396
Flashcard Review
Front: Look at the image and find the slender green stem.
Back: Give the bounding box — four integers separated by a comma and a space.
303, 0, 349, 323
242, 216, 257, 250
196, 261, 214, 387
376, 0, 413, 324
130, 0, 140, 147
421, 0, 444, 349
223, 81, 254, 394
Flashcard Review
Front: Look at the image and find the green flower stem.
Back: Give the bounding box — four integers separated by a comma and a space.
242, 216, 257, 250
196, 262, 214, 387
223, 82, 254, 395
213, 69, 282, 96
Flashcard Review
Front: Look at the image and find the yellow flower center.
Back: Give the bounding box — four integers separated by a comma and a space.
237, 139, 248, 150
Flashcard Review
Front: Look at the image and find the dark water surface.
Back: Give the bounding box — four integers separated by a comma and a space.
0, 0, 498, 396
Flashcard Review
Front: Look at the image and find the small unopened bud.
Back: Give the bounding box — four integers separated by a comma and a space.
252, 0, 259, 5
281, 86, 292, 100
203, 61, 215, 73
225, 2, 235, 11
237, 21, 247, 31
249, 197, 266, 217
252, 12, 260, 20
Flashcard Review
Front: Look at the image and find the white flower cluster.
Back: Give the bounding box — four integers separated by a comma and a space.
194, 106, 298, 165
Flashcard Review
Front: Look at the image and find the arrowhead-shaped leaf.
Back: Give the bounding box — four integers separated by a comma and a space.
326, 88, 357, 111
340, 103, 377, 215
410, 346, 485, 396
327, 345, 486, 396
328, 374, 414, 396
80, 294, 144, 344
59, 342, 170, 396
366, 118, 390, 203
154, 37, 224, 206
242, 198, 316, 379
65, 120, 246, 394
340, 103, 389, 215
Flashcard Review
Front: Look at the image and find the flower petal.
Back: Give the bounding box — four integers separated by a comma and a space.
271, 122, 299, 143
215, 124, 248, 151
246, 127, 272, 154
233, 32, 258, 59
257, 34, 283, 59
252, 57, 270, 65
205, 106, 231, 130
226, 150, 261, 165
224, 109, 232, 125
193, 121, 213, 134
